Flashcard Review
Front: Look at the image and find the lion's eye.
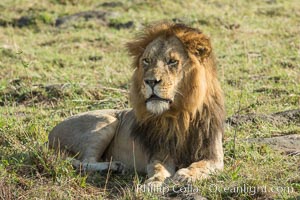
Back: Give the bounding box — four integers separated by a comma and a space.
142, 58, 150, 66
167, 59, 178, 67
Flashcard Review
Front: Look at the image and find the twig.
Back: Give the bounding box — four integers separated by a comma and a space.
132, 140, 140, 186
104, 157, 113, 194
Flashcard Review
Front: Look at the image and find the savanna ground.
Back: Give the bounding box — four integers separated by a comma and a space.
0, 0, 299, 199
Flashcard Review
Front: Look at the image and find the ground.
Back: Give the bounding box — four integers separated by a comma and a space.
0, 0, 299, 199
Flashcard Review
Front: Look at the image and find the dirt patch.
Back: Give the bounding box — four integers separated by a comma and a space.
0, 14, 37, 28
0, 8, 54, 28
88, 55, 103, 62
100, 2, 123, 8
108, 21, 134, 30
267, 76, 281, 83
227, 109, 300, 126
55, 10, 118, 27
279, 61, 298, 69
253, 87, 290, 97
246, 134, 300, 155
0, 80, 103, 106
54, 10, 135, 30
14, 16, 37, 28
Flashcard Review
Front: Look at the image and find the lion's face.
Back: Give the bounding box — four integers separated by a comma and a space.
139, 36, 189, 114
128, 23, 217, 120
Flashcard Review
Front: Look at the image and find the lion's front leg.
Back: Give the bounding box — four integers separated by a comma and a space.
173, 132, 224, 183
145, 158, 175, 187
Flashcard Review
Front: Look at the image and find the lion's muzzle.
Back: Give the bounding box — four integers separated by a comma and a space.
143, 78, 173, 114
145, 94, 172, 104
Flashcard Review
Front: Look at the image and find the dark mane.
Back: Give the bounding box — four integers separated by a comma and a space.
132, 104, 224, 167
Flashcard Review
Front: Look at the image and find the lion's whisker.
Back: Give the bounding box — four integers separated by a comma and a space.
175, 89, 184, 97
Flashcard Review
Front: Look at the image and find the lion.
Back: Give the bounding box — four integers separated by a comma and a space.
48, 22, 225, 185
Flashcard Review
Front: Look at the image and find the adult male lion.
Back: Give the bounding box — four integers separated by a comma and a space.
49, 22, 225, 185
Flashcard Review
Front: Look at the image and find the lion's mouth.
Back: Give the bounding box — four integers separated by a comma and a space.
145, 94, 172, 104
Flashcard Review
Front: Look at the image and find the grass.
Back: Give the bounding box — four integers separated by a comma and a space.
0, 0, 299, 199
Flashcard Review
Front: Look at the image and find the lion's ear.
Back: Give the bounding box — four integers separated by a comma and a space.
177, 30, 212, 60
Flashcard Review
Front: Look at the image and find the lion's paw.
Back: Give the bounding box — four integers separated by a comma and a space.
173, 168, 195, 183
173, 168, 208, 183
110, 161, 127, 174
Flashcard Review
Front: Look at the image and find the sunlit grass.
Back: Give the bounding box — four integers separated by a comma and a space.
0, 0, 299, 199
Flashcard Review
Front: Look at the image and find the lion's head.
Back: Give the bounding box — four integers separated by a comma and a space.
127, 22, 225, 165
136, 35, 187, 115
127, 22, 220, 119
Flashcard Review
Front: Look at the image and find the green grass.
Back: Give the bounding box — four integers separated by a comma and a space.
0, 0, 299, 199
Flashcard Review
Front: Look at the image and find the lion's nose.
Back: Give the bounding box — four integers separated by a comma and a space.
144, 79, 161, 88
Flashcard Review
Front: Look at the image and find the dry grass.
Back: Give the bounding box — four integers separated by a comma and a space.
0, 0, 299, 199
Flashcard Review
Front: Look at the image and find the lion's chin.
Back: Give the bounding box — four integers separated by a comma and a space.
146, 101, 170, 115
